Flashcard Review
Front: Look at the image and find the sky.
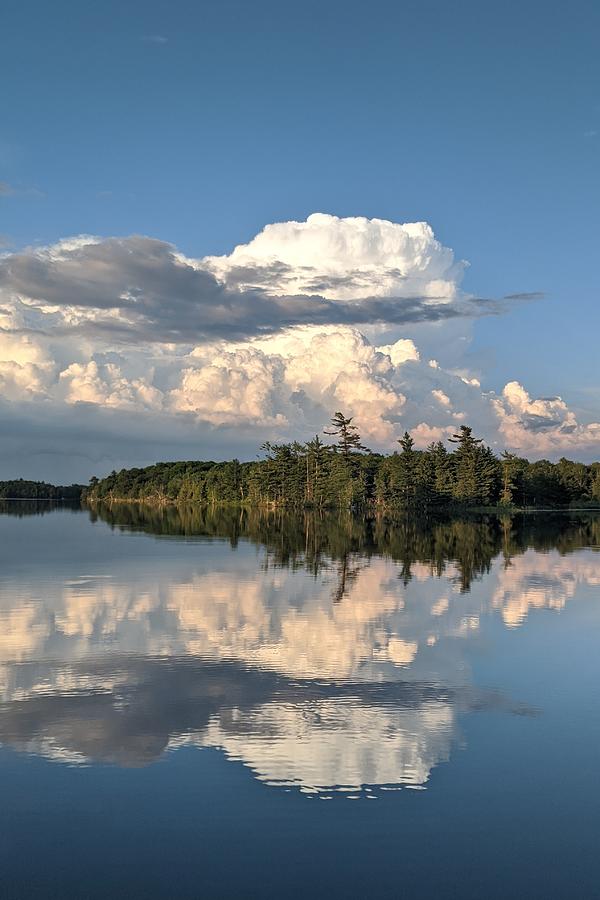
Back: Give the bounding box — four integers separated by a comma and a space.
1, 0, 599, 481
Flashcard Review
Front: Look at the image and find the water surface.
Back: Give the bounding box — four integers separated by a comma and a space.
1, 503, 599, 898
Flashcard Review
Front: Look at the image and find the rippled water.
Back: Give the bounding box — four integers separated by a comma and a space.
1, 503, 599, 898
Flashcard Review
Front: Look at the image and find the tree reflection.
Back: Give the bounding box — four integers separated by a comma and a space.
88, 502, 600, 593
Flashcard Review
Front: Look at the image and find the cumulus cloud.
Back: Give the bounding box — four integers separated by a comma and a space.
431, 389, 451, 408
169, 332, 600, 455
410, 422, 457, 447
203, 212, 466, 301
0, 331, 55, 400
0, 215, 507, 348
2, 321, 600, 478
167, 326, 415, 442
171, 348, 289, 426
493, 382, 600, 454
59, 361, 162, 410
0, 212, 597, 477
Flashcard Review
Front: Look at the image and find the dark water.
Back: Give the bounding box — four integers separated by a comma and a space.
1, 503, 599, 899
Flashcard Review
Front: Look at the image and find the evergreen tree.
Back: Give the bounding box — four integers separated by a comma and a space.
430, 441, 453, 500
305, 436, 329, 505
477, 445, 500, 505
394, 431, 417, 506
327, 451, 356, 507
324, 412, 368, 455
448, 426, 484, 503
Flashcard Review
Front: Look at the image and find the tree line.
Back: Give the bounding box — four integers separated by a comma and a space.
85, 412, 600, 510
0, 479, 84, 500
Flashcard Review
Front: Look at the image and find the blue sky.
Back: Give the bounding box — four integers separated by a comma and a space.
1, 0, 599, 478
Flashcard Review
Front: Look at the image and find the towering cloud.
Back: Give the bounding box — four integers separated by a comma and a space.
203, 212, 466, 301
0, 213, 598, 478
0, 217, 477, 347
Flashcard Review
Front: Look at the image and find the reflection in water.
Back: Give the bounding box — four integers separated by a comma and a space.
0, 503, 597, 793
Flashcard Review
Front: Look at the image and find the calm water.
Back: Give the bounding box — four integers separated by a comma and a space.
1, 503, 599, 899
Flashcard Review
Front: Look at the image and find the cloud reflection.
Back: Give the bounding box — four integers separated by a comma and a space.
0, 507, 597, 793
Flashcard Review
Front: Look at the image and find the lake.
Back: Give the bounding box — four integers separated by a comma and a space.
1, 502, 599, 899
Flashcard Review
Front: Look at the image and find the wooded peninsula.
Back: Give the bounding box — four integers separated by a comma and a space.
3, 414, 600, 510
82, 414, 600, 511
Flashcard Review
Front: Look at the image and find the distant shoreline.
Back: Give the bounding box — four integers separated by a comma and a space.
0, 480, 85, 502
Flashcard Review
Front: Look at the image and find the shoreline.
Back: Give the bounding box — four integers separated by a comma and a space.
82, 496, 600, 515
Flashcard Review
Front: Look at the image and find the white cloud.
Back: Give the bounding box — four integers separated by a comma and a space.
0, 213, 598, 476
59, 361, 162, 410
0, 331, 55, 400
0, 216, 483, 349
169, 326, 409, 441
203, 212, 467, 302
493, 381, 600, 454
171, 349, 289, 426
410, 422, 456, 447
431, 389, 451, 408
377, 337, 420, 366
2, 317, 600, 474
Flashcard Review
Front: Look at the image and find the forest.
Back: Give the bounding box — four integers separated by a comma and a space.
84, 414, 600, 510
0, 479, 84, 500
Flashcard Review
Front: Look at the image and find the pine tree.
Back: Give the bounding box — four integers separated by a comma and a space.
430, 441, 453, 500
398, 431, 414, 454
395, 431, 417, 506
448, 426, 499, 504
449, 426, 482, 502
477, 445, 500, 505
324, 412, 368, 455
